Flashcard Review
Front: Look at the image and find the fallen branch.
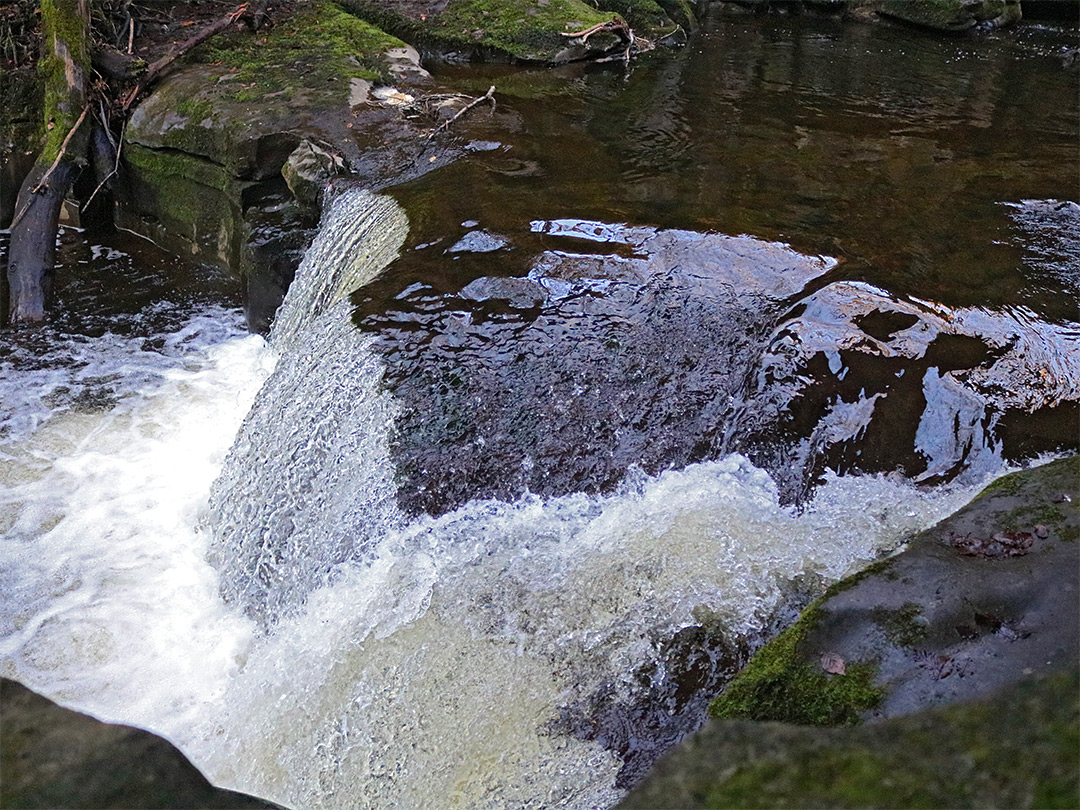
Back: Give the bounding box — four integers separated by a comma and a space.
561, 17, 633, 46
30, 104, 91, 195
122, 3, 249, 109
426, 85, 496, 139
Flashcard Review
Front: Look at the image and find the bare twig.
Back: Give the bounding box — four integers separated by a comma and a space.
560, 18, 632, 46
122, 3, 249, 109
30, 104, 91, 195
83, 116, 126, 210
427, 85, 496, 139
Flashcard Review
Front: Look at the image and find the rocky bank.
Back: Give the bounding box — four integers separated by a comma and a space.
620, 455, 1080, 808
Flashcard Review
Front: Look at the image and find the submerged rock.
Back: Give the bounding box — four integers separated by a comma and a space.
878, 0, 1022, 32
0, 679, 285, 809
358, 219, 838, 515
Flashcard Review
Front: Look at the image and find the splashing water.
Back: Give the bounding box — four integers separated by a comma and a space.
0, 189, 1016, 810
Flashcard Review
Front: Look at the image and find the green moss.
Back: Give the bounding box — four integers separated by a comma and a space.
625, 672, 1079, 810
124, 144, 241, 195
594, 0, 669, 31
433, 0, 614, 60
708, 599, 884, 726
708, 747, 944, 809
175, 97, 216, 123
871, 602, 927, 648
823, 556, 897, 598
194, 0, 405, 93
39, 0, 91, 161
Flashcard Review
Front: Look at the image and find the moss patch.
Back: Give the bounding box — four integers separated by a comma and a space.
708, 599, 884, 726
192, 0, 406, 96
622, 671, 1079, 810
39, 0, 91, 162
433, 0, 615, 59
871, 602, 927, 648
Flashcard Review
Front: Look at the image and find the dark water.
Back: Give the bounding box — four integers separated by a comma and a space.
351, 15, 1079, 514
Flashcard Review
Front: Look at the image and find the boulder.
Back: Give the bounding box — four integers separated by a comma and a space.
618, 670, 1079, 809
618, 457, 1079, 808
877, 0, 1022, 31
708, 456, 1079, 724
0, 678, 285, 809
117, 0, 432, 330
335, 0, 668, 63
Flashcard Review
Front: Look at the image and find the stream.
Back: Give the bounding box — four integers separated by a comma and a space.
2, 11, 1078, 810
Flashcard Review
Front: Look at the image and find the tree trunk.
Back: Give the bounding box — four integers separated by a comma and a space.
6, 0, 90, 324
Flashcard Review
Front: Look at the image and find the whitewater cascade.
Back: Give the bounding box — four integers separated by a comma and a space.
4, 188, 1056, 810
184, 188, 997, 809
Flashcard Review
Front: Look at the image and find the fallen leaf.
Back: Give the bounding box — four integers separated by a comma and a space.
821, 652, 846, 675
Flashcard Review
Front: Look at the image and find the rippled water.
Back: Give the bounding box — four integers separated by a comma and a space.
1, 11, 1078, 810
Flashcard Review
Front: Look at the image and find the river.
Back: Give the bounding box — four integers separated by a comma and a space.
1, 11, 1077, 810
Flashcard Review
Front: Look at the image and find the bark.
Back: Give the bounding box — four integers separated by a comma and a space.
6, 0, 91, 324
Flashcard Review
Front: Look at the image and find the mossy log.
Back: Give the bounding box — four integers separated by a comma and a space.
6, 0, 91, 324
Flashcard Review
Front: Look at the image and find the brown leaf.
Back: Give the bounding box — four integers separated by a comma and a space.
821, 652, 846, 675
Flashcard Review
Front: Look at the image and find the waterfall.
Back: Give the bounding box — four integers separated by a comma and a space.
183, 187, 994, 809
208, 189, 410, 626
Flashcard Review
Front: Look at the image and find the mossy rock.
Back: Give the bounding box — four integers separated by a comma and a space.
336, 0, 657, 62
126, 0, 411, 178
710, 457, 1079, 724
877, 0, 1022, 32
0, 678, 285, 809
118, 0, 422, 299
116, 144, 252, 272
620, 669, 1080, 809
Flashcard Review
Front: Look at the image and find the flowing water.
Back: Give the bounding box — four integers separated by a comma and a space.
2, 12, 1078, 810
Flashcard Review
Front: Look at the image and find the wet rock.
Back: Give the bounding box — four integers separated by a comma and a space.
619, 669, 1079, 809
281, 140, 346, 211
336, 0, 665, 63
0, 678, 285, 809
117, 0, 440, 328
708, 456, 1079, 723
878, 0, 1022, 31
359, 220, 837, 515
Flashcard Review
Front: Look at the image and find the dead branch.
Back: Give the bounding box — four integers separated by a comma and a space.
561, 18, 633, 46
83, 115, 126, 210
29, 103, 91, 196
10, 101, 90, 229
121, 2, 249, 109
427, 85, 496, 139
